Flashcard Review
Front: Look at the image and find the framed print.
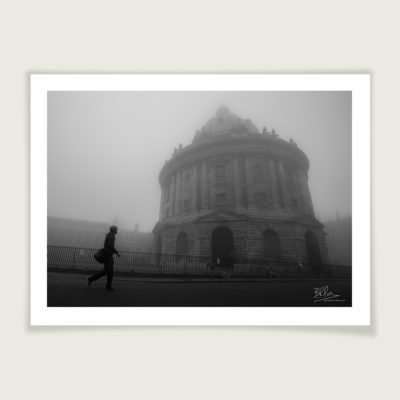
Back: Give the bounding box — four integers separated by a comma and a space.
31, 74, 370, 325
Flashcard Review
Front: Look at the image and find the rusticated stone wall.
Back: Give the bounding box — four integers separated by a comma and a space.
154, 218, 328, 264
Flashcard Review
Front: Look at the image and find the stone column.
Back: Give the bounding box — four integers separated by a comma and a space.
171, 174, 176, 216
192, 165, 198, 212
295, 170, 307, 213
297, 170, 315, 216
159, 185, 165, 220
196, 162, 202, 212
201, 160, 209, 210
175, 170, 181, 215
268, 159, 280, 208
238, 154, 248, 208
232, 156, 242, 208
304, 173, 315, 217
244, 156, 252, 206
277, 162, 290, 209
264, 158, 272, 208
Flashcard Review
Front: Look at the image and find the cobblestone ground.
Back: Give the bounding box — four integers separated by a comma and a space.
47, 272, 352, 307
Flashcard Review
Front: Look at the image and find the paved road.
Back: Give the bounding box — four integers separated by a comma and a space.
48, 272, 352, 307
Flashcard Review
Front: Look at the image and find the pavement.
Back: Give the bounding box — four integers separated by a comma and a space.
48, 271, 352, 307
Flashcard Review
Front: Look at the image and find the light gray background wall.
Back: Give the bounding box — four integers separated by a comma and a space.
1, 1, 396, 399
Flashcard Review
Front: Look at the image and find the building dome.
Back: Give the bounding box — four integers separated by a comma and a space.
153, 107, 328, 270
193, 105, 259, 143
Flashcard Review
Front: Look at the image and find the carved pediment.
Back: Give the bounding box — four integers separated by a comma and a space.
195, 209, 248, 223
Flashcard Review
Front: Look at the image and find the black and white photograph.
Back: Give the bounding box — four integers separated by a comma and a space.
31, 74, 369, 324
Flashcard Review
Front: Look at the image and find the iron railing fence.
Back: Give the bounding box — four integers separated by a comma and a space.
47, 245, 352, 279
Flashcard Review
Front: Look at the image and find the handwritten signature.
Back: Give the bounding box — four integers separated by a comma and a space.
313, 286, 345, 303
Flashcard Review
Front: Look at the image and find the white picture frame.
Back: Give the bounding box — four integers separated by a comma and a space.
31, 74, 370, 326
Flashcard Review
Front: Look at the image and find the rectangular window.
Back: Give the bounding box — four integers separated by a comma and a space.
256, 191, 266, 205
254, 165, 264, 183
183, 199, 191, 210
184, 173, 192, 190
215, 166, 226, 183
216, 193, 227, 204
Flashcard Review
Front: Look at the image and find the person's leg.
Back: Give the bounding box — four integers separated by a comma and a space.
105, 258, 114, 289
88, 269, 106, 285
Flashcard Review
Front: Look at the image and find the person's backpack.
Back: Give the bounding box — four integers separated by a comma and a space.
94, 248, 111, 263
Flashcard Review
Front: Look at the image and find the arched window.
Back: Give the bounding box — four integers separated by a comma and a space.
305, 231, 321, 267
263, 230, 280, 260
176, 232, 189, 260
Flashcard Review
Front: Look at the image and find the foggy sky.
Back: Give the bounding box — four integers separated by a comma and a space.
48, 91, 351, 232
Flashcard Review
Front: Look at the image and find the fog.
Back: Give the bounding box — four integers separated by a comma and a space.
48, 91, 351, 232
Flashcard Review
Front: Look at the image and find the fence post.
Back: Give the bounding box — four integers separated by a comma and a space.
71, 248, 77, 269
131, 253, 135, 273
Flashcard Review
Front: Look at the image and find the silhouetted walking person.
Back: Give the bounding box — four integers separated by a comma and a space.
88, 225, 120, 290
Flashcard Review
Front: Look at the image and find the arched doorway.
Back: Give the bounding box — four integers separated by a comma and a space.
263, 230, 280, 261
305, 231, 322, 269
211, 227, 234, 266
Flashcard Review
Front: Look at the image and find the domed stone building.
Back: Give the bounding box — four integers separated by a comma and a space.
153, 106, 328, 270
